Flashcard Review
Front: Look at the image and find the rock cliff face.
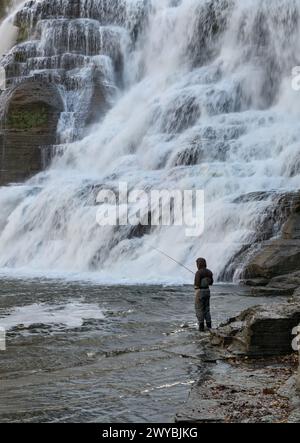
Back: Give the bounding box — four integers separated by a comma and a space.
243, 193, 300, 280
220, 191, 300, 290
211, 301, 300, 357
0, 79, 64, 184
0, 0, 146, 184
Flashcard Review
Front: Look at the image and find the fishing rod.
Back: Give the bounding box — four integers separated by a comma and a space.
151, 246, 195, 275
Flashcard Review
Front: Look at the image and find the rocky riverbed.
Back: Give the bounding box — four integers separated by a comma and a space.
176, 353, 299, 423
176, 298, 300, 423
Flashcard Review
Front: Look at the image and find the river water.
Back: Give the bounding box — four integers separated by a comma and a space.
0, 279, 285, 423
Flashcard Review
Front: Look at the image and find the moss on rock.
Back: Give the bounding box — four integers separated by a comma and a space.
7, 104, 49, 130
16, 22, 29, 44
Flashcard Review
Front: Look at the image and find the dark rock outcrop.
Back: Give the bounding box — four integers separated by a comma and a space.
220, 191, 300, 292
244, 272, 300, 297
0, 79, 64, 184
220, 192, 298, 280
240, 192, 300, 294
210, 300, 300, 357
243, 240, 300, 281
243, 192, 300, 283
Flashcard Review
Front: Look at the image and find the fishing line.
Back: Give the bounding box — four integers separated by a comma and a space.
151, 246, 195, 275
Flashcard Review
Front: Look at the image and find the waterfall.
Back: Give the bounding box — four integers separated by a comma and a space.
0, 0, 300, 284
0, 1, 27, 59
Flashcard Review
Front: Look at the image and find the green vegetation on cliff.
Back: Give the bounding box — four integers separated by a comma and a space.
7, 104, 49, 130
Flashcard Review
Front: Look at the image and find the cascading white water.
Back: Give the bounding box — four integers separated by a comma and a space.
0, 0, 27, 58
0, 0, 300, 284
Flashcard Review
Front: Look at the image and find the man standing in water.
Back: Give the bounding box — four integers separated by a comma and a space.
194, 258, 214, 332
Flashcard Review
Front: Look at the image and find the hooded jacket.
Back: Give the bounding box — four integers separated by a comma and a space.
194, 258, 214, 290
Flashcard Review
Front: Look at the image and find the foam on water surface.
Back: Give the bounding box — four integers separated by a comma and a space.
0, 301, 105, 330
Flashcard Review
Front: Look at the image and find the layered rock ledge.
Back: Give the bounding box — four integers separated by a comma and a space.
224, 191, 300, 294
176, 300, 300, 423
0, 79, 64, 184
210, 300, 300, 357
